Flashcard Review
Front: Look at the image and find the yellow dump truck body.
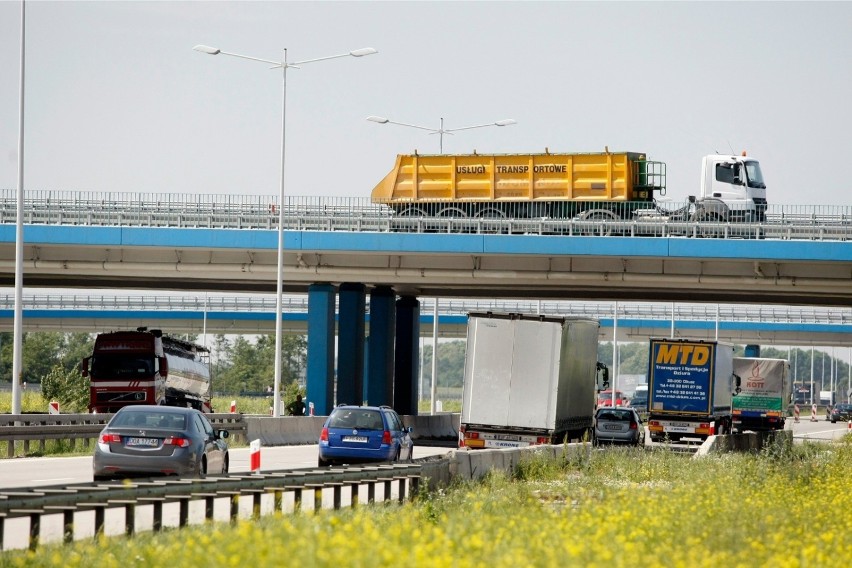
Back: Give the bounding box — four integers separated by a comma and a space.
371, 152, 658, 204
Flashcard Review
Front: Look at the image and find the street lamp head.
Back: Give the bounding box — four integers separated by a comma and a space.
193, 45, 221, 55
366, 115, 390, 124
350, 47, 378, 57
495, 119, 517, 127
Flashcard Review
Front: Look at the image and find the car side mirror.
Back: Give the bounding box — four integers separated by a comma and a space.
407, 426, 414, 434
217, 430, 229, 439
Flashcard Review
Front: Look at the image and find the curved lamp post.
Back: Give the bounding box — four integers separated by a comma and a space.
194, 44, 377, 416
366, 115, 516, 154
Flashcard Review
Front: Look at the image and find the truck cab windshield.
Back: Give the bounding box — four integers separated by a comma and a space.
91, 355, 154, 380
744, 161, 766, 189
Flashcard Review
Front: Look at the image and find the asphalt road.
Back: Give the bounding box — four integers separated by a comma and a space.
0, 443, 452, 490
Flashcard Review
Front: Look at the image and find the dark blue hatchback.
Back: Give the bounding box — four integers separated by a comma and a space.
318, 405, 414, 467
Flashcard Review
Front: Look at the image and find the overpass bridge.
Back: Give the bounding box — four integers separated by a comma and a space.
1, 191, 852, 305
2, 191, 852, 414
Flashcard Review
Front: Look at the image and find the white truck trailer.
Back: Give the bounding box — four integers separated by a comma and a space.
459, 312, 604, 449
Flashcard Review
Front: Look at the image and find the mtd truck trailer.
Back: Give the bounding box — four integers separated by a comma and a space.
647, 339, 740, 442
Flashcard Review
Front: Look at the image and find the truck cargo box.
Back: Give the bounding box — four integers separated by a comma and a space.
461, 313, 599, 444
372, 152, 662, 204
647, 338, 736, 440
732, 357, 790, 431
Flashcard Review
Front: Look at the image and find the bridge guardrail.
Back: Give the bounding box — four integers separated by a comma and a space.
3, 191, 852, 241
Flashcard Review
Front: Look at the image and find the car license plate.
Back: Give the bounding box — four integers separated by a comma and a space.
126, 437, 158, 447
604, 425, 622, 431
343, 436, 368, 443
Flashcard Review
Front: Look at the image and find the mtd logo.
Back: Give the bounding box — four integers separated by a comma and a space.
655, 343, 711, 366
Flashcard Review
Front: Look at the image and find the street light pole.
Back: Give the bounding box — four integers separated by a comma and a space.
11, 0, 26, 416
194, 44, 377, 417
366, 115, 516, 154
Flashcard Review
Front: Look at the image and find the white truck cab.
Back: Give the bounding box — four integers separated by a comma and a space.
698, 154, 767, 222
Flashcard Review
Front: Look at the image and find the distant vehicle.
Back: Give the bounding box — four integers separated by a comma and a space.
318, 405, 413, 467
792, 384, 813, 405
593, 407, 645, 447
598, 390, 628, 408
829, 403, 852, 424
84, 328, 212, 414
93, 406, 229, 481
630, 385, 649, 411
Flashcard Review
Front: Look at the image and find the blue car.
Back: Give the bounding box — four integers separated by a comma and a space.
318, 405, 414, 467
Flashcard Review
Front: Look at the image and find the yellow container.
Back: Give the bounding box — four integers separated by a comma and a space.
371, 151, 657, 204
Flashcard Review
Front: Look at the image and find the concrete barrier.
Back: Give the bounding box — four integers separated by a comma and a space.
695, 429, 793, 457
244, 416, 326, 446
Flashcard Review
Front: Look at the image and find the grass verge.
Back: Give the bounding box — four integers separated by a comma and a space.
4, 439, 852, 566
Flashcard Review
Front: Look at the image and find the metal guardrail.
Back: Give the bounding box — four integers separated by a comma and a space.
2, 294, 851, 326
0, 413, 247, 458
2, 190, 852, 240
0, 462, 422, 551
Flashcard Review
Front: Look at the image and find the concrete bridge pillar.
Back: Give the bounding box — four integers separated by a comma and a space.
306, 283, 336, 415
365, 286, 396, 407
337, 283, 366, 406
394, 295, 420, 415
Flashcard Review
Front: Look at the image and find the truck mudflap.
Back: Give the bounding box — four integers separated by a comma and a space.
459, 424, 551, 449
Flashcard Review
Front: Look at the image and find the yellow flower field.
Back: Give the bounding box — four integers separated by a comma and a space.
3, 439, 851, 567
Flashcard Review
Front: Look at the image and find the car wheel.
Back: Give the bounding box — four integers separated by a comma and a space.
318, 457, 329, 467
196, 456, 207, 479
93, 474, 110, 482
408, 446, 414, 463
831, 419, 836, 424
222, 453, 229, 474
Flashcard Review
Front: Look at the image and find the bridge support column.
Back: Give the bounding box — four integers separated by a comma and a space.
394, 296, 420, 415
307, 283, 336, 416
365, 286, 395, 407
337, 283, 366, 406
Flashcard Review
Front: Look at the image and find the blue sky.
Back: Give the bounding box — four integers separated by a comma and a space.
1, 1, 851, 205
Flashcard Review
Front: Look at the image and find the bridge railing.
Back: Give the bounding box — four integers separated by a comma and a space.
2, 294, 851, 325
3, 190, 852, 240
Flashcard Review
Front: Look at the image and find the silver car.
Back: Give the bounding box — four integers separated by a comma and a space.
93, 406, 229, 481
593, 407, 645, 447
